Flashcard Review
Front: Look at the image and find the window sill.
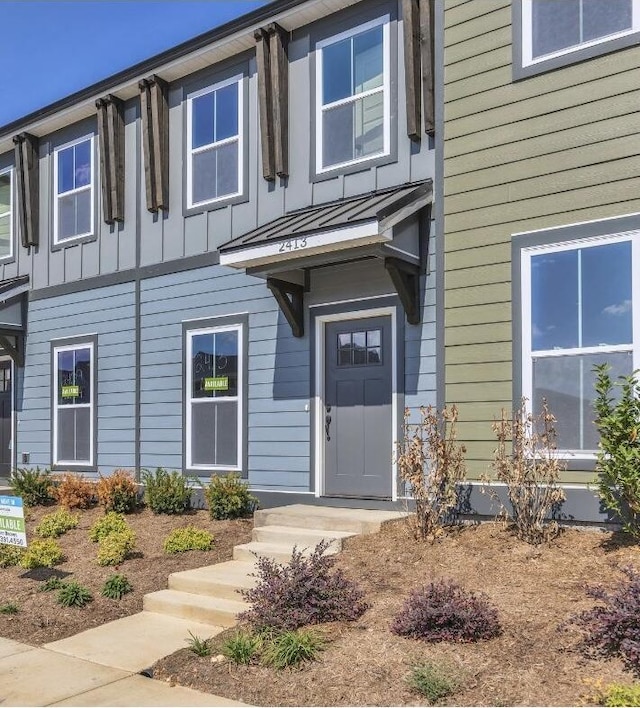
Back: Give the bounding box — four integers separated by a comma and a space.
312, 150, 396, 183
183, 191, 248, 218
51, 233, 97, 252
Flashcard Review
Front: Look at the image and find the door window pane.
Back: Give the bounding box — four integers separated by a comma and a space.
337, 329, 382, 367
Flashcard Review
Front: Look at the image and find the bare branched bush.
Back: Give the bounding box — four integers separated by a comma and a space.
487, 398, 566, 545
397, 405, 467, 541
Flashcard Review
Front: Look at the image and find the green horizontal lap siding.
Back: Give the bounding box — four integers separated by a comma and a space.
442, 0, 640, 481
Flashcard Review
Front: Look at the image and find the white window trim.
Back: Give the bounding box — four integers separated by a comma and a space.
53, 135, 95, 245
521, 0, 640, 66
0, 167, 14, 261
315, 15, 391, 174
185, 323, 243, 471
521, 230, 640, 459
186, 74, 244, 209
52, 341, 95, 467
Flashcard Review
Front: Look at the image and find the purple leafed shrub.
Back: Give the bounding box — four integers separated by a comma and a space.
572, 566, 640, 673
238, 540, 368, 632
391, 579, 501, 643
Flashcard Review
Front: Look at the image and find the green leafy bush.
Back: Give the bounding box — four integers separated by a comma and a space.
101, 573, 133, 599
408, 662, 460, 702
594, 365, 640, 536
96, 529, 136, 566
57, 581, 92, 608
0, 544, 23, 568
10, 467, 54, 506
221, 630, 262, 665
0, 602, 19, 615
35, 508, 79, 538
89, 512, 128, 542
261, 629, 325, 669
96, 470, 139, 514
185, 631, 213, 657
142, 468, 191, 515
599, 683, 640, 707
39, 577, 66, 592
19, 539, 64, 569
204, 473, 258, 520
163, 526, 214, 554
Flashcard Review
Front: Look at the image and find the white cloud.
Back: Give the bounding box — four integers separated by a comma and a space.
603, 299, 632, 316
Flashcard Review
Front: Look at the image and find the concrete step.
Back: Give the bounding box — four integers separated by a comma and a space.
251, 524, 356, 549
253, 504, 406, 534
168, 561, 257, 601
143, 589, 247, 627
233, 540, 340, 564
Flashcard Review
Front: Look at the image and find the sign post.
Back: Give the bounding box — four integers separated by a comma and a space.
0, 496, 27, 548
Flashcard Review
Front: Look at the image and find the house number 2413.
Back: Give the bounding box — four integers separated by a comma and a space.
278, 237, 308, 253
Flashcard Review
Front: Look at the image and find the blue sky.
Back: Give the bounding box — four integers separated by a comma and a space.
0, 1, 269, 128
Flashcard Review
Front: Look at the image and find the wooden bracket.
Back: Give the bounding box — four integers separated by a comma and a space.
267, 277, 304, 337
139, 75, 169, 212
384, 257, 421, 325
96, 94, 125, 224
12, 133, 39, 248
0, 335, 24, 368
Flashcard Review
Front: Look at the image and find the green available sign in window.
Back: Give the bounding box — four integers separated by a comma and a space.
204, 376, 229, 392
61, 385, 80, 398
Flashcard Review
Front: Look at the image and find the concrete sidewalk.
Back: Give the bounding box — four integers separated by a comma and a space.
0, 614, 246, 707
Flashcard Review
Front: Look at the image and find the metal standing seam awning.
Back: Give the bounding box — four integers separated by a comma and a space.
0, 275, 29, 366
219, 181, 432, 336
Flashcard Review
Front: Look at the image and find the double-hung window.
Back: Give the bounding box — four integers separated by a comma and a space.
186, 324, 243, 470
521, 233, 639, 457
0, 168, 13, 260
53, 340, 95, 466
187, 76, 243, 208
522, 0, 640, 66
316, 16, 390, 172
54, 136, 94, 243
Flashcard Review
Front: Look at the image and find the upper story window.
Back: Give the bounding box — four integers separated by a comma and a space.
186, 75, 243, 209
53, 136, 94, 244
522, 0, 640, 66
0, 168, 13, 260
316, 16, 390, 173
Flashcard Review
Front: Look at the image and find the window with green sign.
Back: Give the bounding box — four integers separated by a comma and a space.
187, 325, 242, 470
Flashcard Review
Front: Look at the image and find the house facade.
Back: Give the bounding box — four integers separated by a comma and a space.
441, 0, 640, 520
0, 0, 439, 508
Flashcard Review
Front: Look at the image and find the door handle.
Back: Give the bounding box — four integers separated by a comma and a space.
325, 406, 332, 441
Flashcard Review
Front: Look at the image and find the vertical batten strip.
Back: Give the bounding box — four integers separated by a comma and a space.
420, 0, 435, 136
268, 23, 289, 177
12, 133, 39, 248
255, 28, 275, 181
402, 0, 422, 140
139, 76, 169, 213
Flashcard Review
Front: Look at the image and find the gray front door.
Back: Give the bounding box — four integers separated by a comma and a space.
0, 363, 11, 477
324, 316, 392, 498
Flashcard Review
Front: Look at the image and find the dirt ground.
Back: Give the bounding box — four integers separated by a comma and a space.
0, 504, 252, 645
153, 520, 639, 707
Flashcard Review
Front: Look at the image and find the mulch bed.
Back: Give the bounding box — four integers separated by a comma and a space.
153, 520, 640, 706
0, 504, 252, 645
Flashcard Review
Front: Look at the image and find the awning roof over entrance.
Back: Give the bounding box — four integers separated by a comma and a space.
0, 275, 29, 366
219, 181, 432, 270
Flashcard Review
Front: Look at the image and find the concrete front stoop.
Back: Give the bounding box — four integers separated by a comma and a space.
143, 504, 405, 627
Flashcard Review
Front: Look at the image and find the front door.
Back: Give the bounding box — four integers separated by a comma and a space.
324, 316, 392, 498
0, 362, 11, 477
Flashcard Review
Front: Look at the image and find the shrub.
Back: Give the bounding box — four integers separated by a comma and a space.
594, 365, 640, 537
487, 398, 566, 545
96, 529, 136, 566
57, 581, 92, 608
89, 512, 128, 542
101, 573, 133, 600
221, 630, 262, 665
391, 579, 501, 643
397, 405, 467, 540
142, 468, 191, 515
96, 470, 139, 514
39, 577, 66, 592
185, 631, 212, 657
204, 473, 258, 520
0, 544, 23, 568
35, 508, 79, 538
10, 467, 54, 506
598, 683, 640, 707
0, 602, 19, 615
19, 539, 64, 569
239, 540, 368, 632
261, 629, 325, 669
408, 662, 460, 702
163, 526, 214, 554
53, 473, 97, 509
572, 566, 640, 673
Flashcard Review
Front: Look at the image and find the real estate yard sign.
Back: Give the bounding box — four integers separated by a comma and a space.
0, 496, 27, 547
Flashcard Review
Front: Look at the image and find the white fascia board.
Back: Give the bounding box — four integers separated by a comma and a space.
219, 220, 386, 269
